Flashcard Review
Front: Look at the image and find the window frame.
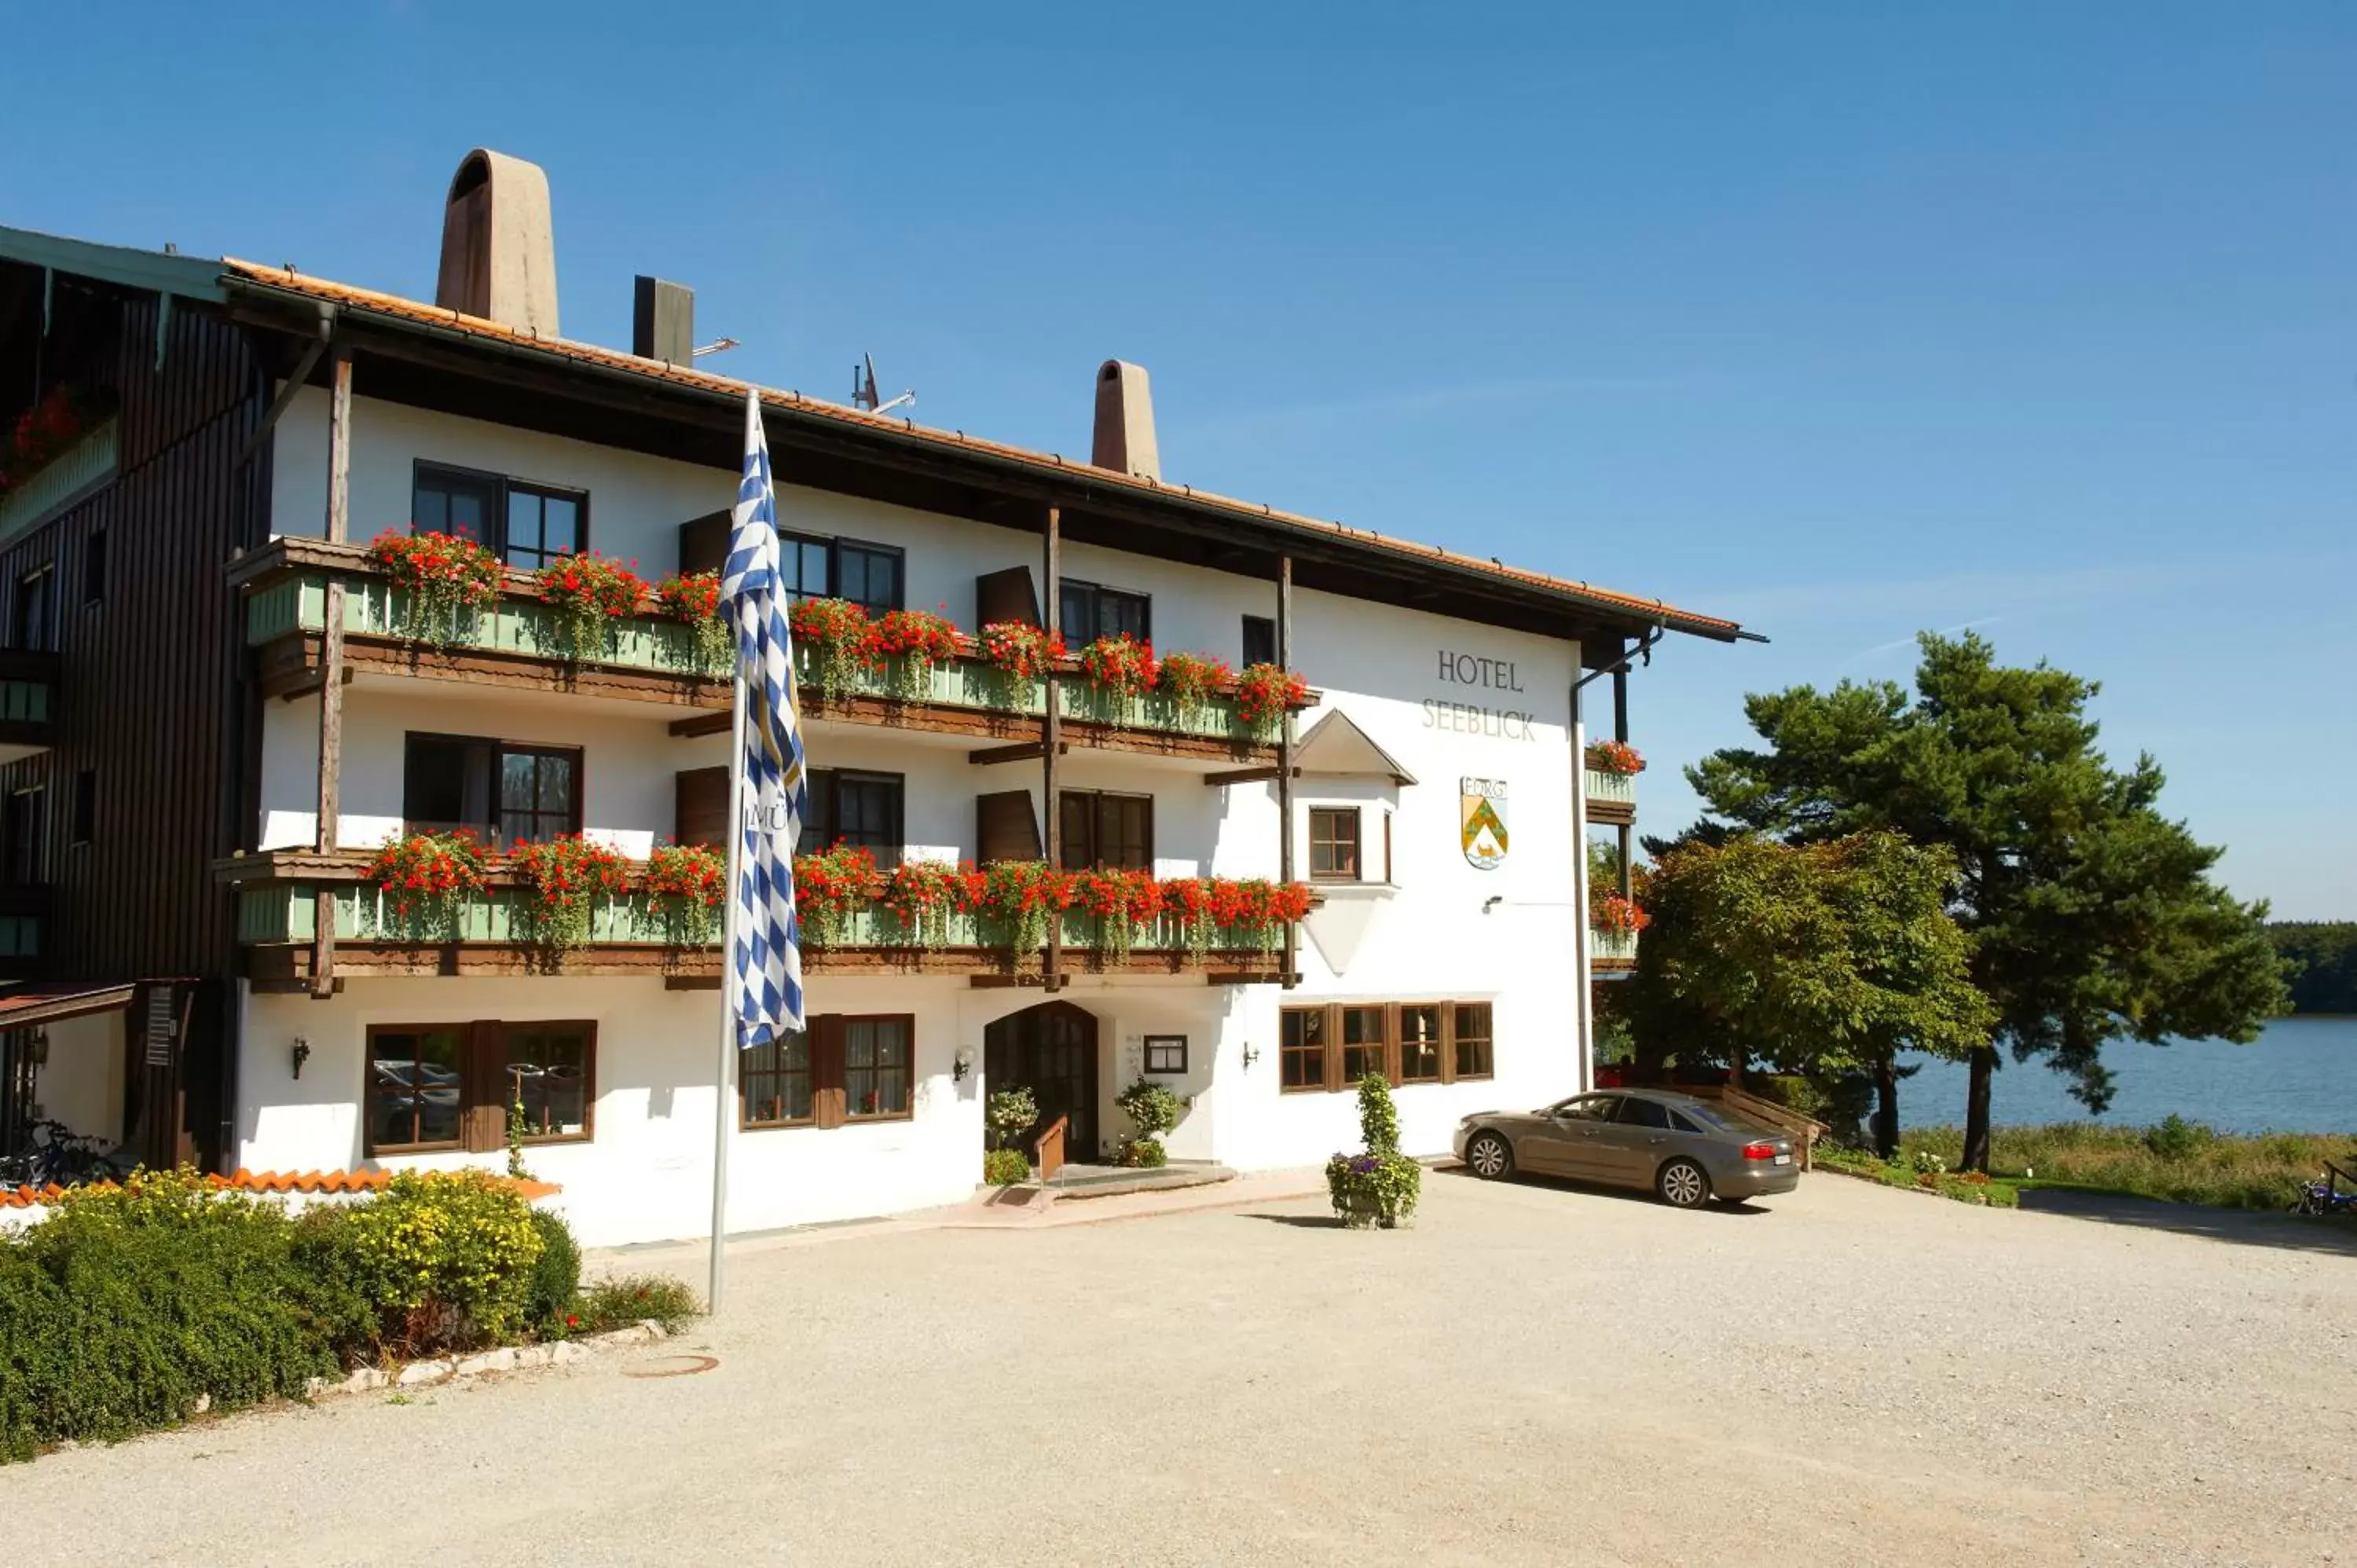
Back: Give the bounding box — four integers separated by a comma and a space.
808, 768, 905, 866
364, 1020, 599, 1158
1143, 1035, 1188, 1075
3, 786, 45, 885
411, 460, 591, 570
1278, 999, 1497, 1092
742, 1013, 918, 1130
13, 565, 53, 653
68, 769, 94, 848
1058, 789, 1154, 872
402, 731, 585, 849
832, 537, 907, 617
1309, 806, 1362, 882
841, 1015, 916, 1123
1059, 578, 1152, 646
497, 1020, 599, 1147
740, 1029, 816, 1130
1241, 614, 1276, 669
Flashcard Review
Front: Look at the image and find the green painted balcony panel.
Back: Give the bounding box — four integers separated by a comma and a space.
1591, 927, 1640, 965
1583, 768, 1638, 809
0, 419, 118, 546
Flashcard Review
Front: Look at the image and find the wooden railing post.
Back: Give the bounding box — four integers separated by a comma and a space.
1041, 505, 1063, 991
311, 350, 352, 999
1277, 555, 1296, 988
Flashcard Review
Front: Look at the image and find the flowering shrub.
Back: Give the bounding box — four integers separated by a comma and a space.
980, 859, 1075, 962
339, 1171, 545, 1350
644, 842, 726, 947
879, 857, 986, 951
1325, 1074, 1420, 1229
507, 835, 632, 960
1235, 663, 1308, 738
789, 597, 874, 702
0, 386, 113, 496
1113, 1079, 1184, 1167
1079, 634, 1159, 704
794, 844, 881, 947
366, 830, 489, 937
1156, 650, 1231, 716
1072, 867, 1164, 965
869, 607, 962, 702
368, 529, 505, 647
976, 621, 1063, 703
1590, 893, 1651, 936
654, 570, 731, 678
1585, 739, 1645, 776
537, 553, 647, 661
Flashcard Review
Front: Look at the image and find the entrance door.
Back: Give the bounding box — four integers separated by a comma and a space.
984, 1002, 1100, 1162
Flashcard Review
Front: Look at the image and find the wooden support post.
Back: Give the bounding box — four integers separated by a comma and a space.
1612, 665, 1629, 745
1277, 556, 1296, 989
311, 351, 352, 1000
1041, 506, 1062, 991
1618, 823, 1634, 899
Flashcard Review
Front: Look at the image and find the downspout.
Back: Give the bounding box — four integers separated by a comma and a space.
1569, 628, 1662, 1090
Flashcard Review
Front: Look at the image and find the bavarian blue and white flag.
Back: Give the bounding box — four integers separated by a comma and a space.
723, 391, 808, 1042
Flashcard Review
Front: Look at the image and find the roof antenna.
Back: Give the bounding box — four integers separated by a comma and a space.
854, 352, 915, 416
691, 338, 740, 359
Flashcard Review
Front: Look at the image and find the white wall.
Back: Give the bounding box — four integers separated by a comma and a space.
31, 1010, 124, 1145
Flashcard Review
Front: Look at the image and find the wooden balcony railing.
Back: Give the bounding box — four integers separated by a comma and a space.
0, 419, 117, 545
1583, 767, 1637, 824
1590, 926, 1639, 970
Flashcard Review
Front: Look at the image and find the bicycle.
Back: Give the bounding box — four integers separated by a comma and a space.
0, 1119, 124, 1189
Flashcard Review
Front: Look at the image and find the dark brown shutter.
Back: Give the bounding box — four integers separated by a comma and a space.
812, 1015, 847, 1130
977, 790, 1042, 864
677, 509, 731, 577
464, 1020, 505, 1153
675, 766, 729, 850
975, 566, 1040, 628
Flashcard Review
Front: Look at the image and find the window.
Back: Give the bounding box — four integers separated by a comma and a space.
1241, 614, 1276, 669
1280, 999, 1497, 1091
82, 529, 105, 606
1669, 1108, 1703, 1135
742, 1030, 814, 1127
365, 1021, 597, 1157
1280, 1007, 1326, 1093
412, 463, 588, 571
1616, 1096, 1673, 1130
1556, 1094, 1620, 1123
835, 541, 904, 617
69, 770, 94, 848
404, 734, 582, 848
2, 788, 43, 884
1059, 579, 1150, 645
743, 1015, 916, 1130
1058, 790, 1153, 871
779, 532, 833, 606
13, 567, 53, 653
1310, 807, 1360, 881
807, 769, 904, 866
1144, 1035, 1187, 1075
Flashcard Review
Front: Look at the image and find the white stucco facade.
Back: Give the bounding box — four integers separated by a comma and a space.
235, 389, 1601, 1247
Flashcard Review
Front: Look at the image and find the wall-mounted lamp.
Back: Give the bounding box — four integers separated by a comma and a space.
1241, 1042, 1259, 1072
291, 1039, 311, 1079
953, 1046, 974, 1083
1483, 896, 1504, 914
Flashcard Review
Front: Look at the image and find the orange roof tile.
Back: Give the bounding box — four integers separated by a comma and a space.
215, 258, 1749, 643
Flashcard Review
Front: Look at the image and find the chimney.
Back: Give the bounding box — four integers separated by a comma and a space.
435, 148, 559, 336
1091, 360, 1161, 482
632, 276, 695, 365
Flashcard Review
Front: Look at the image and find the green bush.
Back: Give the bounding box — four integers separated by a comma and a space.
2143, 1113, 2214, 1163
1325, 1075, 1421, 1228
982, 1148, 1031, 1186
525, 1208, 583, 1336
1907, 1122, 2334, 1211
340, 1171, 544, 1353
578, 1273, 701, 1332
1112, 1136, 1168, 1169
984, 1087, 1039, 1151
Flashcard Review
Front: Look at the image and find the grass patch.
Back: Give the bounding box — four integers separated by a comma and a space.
1815, 1145, 2021, 1207
1899, 1122, 2352, 1211
577, 1274, 702, 1334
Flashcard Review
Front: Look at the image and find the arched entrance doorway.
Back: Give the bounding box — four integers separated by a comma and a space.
984, 1001, 1099, 1161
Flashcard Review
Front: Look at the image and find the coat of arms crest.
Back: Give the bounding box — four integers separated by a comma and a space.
1460, 777, 1508, 870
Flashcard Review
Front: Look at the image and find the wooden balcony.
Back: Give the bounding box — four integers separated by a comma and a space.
1591, 926, 1639, 973
231, 537, 1299, 766
222, 853, 1288, 988
0, 419, 116, 544
0, 650, 60, 764
1583, 767, 1637, 825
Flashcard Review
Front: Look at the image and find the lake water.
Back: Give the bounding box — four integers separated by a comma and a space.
1897, 1016, 2357, 1134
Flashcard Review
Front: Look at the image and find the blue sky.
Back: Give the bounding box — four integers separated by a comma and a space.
6, 3, 2352, 915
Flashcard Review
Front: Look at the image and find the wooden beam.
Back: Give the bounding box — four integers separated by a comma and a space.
310, 350, 352, 998
1042, 504, 1062, 991
669, 710, 733, 738
236, 333, 331, 467
664, 974, 723, 991
1204, 765, 1284, 788
325, 351, 352, 543
1277, 555, 1297, 991
969, 740, 1066, 766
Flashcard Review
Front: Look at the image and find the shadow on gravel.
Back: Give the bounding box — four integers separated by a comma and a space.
1237, 1214, 1349, 1229
1432, 1163, 1774, 1214
2016, 1187, 2357, 1258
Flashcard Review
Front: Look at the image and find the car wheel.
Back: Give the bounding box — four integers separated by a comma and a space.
1655, 1158, 1710, 1209
1465, 1132, 1514, 1181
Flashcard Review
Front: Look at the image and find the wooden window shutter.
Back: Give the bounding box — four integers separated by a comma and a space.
977, 790, 1043, 864
675, 766, 730, 850
677, 509, 731, 577
464, 1020, 506, 1153
811, 1016, 848, 1130
975, 566, 1040, 628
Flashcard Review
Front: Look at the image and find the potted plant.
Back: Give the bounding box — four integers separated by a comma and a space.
537, 552, 648, 661
1078, 633, 1158, 724
654, 569, 731, 678
507, 834, 632, 960
1155, 650, 1230, 721
1325, 1073, 1421, 1229
879, 857, 985, 952
974, 620, 1062, 708
1072, 866, 1162, 965
867, 606, 963, 702
788, 597, 875, 702
365, 828, 489, 939
979, 859, 1072, 965
792, 843, 881, 947
1590, 893, 1651, 935
643, 841, 726, 947
1112, 1079, 1182, 1168
983, 1087, 1038, 1186
367, 529, 505, 648
1235, 662, 1308, 740
1584, 739, 1644, 776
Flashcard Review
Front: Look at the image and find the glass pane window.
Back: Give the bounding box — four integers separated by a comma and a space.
742, 1031, 813, 1127
1340, 1006, 1388, 1086
1453, 1003, 1494, 1079
497, 748, 578, 845
816, 770, 900, 866
1398, 1005, 1443, 1083
1241, 614, 1276, 669
1061, 580, 1151, 644
836, 543, 902, 617
13, 568, 53, 653
780, 533, 832, 605
1280, 1008, 1325, 1092
367, 1028, 464, 1151
503, 486, 583, 571
413, 467, 500, 544
504, 1025, 591, 1139
845, 1018, 912, 1119
1310, 808, 1360, 881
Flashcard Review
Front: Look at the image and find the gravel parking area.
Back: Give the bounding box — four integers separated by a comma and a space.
4, 1171, 2352, 1565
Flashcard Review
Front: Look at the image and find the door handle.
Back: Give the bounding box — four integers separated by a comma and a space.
1646, 1136, 1664, 1145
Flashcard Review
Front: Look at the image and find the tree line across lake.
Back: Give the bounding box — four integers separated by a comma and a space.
2269, 923, 2357, 1014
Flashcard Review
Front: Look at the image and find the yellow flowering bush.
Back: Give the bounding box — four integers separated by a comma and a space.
340, 1170, 544, 1350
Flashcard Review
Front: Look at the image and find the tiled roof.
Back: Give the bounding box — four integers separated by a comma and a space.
1, 1168, 560, 1209
214, 258, 1750, 643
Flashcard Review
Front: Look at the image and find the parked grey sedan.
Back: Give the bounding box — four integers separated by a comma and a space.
1453, 1089, 1798, 1208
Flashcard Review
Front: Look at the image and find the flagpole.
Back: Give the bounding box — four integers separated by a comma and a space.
707, 647, 751, 1313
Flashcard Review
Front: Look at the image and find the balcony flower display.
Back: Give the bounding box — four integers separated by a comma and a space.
980, 859, 1076, 962
508, 835, 632, 959
0, 385, 113, 497
1079, 634, 1159, 703
1585, 739, 1644, 777
654, 570, 731, 679
1155, 650, 1232, 719
366, 829, 488, 938
1162, 875, 1312, 962
1072, 866, 1164, 964
537, 553, 649, 662
868, 607, 963, 703
792, 843, 882, 947
1590, 892, 1651, 935
1235, 662, 1308, 739
644, 841, 727, 946
788, 596, 874, 702
879, 857, 986, 952
975, 621, 1062, 702
367, 529, 505, 648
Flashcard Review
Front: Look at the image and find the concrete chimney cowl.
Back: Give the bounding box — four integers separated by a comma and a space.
435, 148, 559, 337
1091, 359, 1160, 482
